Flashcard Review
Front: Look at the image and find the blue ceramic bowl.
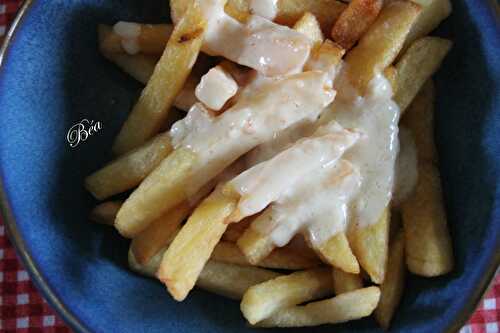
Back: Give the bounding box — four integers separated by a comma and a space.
0, 1, 498, 332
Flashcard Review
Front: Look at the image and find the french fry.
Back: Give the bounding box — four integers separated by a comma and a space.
304, 39, 345, 72
212, 241, 321, 270
330, 0, 383, 50
241, 268, 333, 324
256, 287, 381, 327
157, 189, 237, 301
314, 232, 360, 274
293, 12, 324, 49
197, 260, 280, 300
275, 0, 347, 33
350, 207, 390, 284
403, 0, 452, 49
112, 1, 206, 155
332, 268, 364, 294
114, 148, 196, 237
130, 202, 191, 264
89, 201, 122, 225
237, 211, 277, 265
85, 132, 172, 200
374, 229, 406, 329
401, 80, 437, 162
384, 65, 398, 95
98, 23, 173, 55
401, 163, 453, 276
394, 37, 452, 113
344, 0, 421, 94
129, 248, 280, 300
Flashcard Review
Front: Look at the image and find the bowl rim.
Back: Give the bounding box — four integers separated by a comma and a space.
0, 1, 499, 332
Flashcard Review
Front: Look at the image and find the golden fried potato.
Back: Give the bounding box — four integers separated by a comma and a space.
85, 132, 172, 200
256, 287, 381, 327
241, 268, 333, 324
350, 208, 390, 284
113, 1, 206, 154
330, 0, 383, 50
401, 80, 438, 163
344, 0, 421, 94
401, 162, 454, 276
395, 37, 452, 112
374, 230, 406, 329
157, 189, 237, 301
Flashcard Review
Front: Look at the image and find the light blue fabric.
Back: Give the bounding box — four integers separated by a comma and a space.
0, 1, 498, 332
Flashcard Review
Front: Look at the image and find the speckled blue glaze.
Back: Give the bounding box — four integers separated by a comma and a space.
0, 1, 498, 332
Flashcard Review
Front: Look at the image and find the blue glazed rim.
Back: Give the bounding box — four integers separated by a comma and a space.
0, 1, 498, 333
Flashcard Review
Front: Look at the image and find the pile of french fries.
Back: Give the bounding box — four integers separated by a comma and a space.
87, 0, 454, 328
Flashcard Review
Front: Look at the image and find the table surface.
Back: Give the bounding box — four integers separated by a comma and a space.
0, 1, 498, 332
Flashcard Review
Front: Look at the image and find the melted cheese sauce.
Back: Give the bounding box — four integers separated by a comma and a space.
200, 0, 312, 76
253, 160, 362, 247
236, 67, 400, 247
392, 127, 418, 206
228, 121, 360, 217
249, 0, 278, 20
321, 68, 400, 229
170, 71, 335, 196
113, 21, 141, 55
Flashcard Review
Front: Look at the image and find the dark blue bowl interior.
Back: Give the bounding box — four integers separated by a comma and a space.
0, 1, 498, 332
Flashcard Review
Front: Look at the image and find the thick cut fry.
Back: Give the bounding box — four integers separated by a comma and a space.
98, 23, 173, 55
257, 287, 381, 327
401, 80, 437, 162
115, 148, 197, 237
276, 0, 346, 33
403, 0, 452, 49
237, 222, 276, 265
212, 241, 321, 270
332, 268, 363, 294
344, 0, 421, 94
314, 232, 360, 274
384, 66, 398, 95
293, 12, 324, 49
131, 202, 191, 264
330, 0, 383, 50
375, 230, 406, 329
129, 249, 280, 300
85, 132, 172, 200
305, 39, 345, 72
171, 0, 249, 24
112, 2, 206, 155
350, 208, 390, 284
157, 189, 237, 301
241, 268, 333, 324
401, 163, 453, 276
394, 37, 452, 113
89, 201, 122, 225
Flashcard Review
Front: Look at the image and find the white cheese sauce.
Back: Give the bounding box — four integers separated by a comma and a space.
252, 160, 362, 247
320, 67, 401, 229
228, 121, 361, 217
113, 21, 141, 55
170, 71, 335, 197
392, 126, 418, 207
200, 0, 312, 76
249, 0, 279, 20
